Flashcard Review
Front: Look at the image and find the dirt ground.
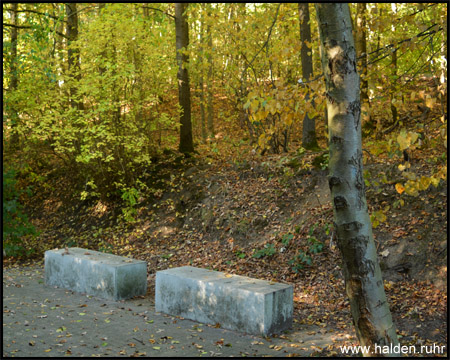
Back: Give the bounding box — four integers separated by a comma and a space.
4, 265, 354, 357
4, 149, 447, 357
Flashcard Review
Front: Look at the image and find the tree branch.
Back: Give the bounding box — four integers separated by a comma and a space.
241, 4, 281, 80
366, 24, 443, 64
3, 7, 66, 22
3, 22, 69, 39
142, 5, 175, 20
239, 4, 281, 94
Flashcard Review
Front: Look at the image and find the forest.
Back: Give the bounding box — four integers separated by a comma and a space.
2, 3, 447, 357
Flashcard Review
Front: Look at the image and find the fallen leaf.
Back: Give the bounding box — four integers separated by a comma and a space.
380, 249, 390, 257
251, 341, 264, 345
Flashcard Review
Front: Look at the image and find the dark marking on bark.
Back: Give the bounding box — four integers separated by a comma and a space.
358, 313, 378, 353
334, 196, 348, 210
329, 176, 341, 190
348, 99, 361, 130
343, 221, 363, 232
328, 50, 355, 84
376, 280, 383, 287
353, 234, 369, 245
328, 39, 338, 48
374, 300, 387, 308
325, 92, 336, 104
360, 258, 375, 276
330, 135, 343, 144
345, 235, 374, 276
348, 150, 365, 209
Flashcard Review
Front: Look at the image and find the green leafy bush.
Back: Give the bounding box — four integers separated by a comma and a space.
3, 168, 38, 257
253, 243, 276, 258
289, 224, 324, 272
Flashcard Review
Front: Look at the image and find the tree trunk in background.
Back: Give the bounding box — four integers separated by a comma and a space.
206, 4, 215, 139
8, 3, 20, 148
356, 3, 371, 124
299, 3, 318, 150
198, 5, 207, 142
175, 3, 194, 154
390, 49, 398, 129
65, 3, 83, 112
315, 4, 400, 356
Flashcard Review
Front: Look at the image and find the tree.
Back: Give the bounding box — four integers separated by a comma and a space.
315, 4, 400, 356
6, 3, 20, 148
205, 4, 215, 139
65, 3, 83, 112
355, 3, 370, 124
197, 5, 207, 142
298, 3, 318, 150
175, 3, 194, 154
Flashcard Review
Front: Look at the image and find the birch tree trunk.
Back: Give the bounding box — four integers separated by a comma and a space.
315, 4, 400, 356
175, 3, 194, 154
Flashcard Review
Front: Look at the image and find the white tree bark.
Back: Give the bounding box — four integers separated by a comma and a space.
315, 4, 400, 356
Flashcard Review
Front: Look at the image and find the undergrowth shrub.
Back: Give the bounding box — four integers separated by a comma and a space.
3, 167, 38, 257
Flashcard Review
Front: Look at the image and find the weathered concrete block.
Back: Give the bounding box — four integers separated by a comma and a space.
155, 266, 293, 335
45, 247, 147, 301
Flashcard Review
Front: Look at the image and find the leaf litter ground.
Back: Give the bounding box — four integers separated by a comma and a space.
4, 145, 447, 357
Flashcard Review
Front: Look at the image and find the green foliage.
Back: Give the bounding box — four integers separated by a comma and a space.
289, 251, 312, 271
2, 168, 38, 257
235, 249, 246, 259
281, 233, 294, 246
3, 3, 179, 203
289, 224, 324, 272
312, 152, 329, 170
253, 243, 276, 258
243, 81, 326, 154
120, 187, 140, 223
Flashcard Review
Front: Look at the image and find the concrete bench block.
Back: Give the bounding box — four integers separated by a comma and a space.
155, 266, 293, 335
45, 247, 147, 301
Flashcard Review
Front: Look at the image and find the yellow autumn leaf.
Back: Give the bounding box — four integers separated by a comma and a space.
397, 131, 409, 151
258, 134, 266, 148
419, 176, 431, 191
397, 131, 419, 151
430, 177, 440, 187
398, 164, 407, 171
395, 183, 405, 194
250, 99, 259, 113
404, 181, 419, 197
425, 96, 435, 108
